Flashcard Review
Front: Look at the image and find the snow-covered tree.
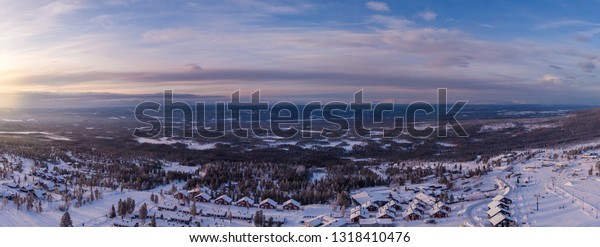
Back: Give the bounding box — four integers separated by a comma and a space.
60, 212, 73, 227
139, 203, 148, 224
149, 213, 157, 227
109, 204, 117, 218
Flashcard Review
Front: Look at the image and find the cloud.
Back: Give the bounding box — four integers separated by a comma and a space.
578, 61, 597, 72
185, 64, 203, 71
418, 10, 437, 21
511, 99, 528, 104
534, 20, 600, 30
4, 1, 600, 105
572, 28, 600, 43
0, 91, 225, 108
16, 66, 533, 95
141, 28, 196, 42
573, 34, 591, 42
40, 1, 87, 16
548, 65, 563, 70
538, 74, 562, 85
0, 1, 89, 42
103, 0, 141, 7
366, 1, 390, 12
428, 56, 473, 68
234, 0, 312, 15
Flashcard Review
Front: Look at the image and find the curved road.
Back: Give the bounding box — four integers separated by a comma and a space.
465, 164, 515, 226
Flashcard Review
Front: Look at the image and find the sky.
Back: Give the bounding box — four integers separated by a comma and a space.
1, 0, 600, 108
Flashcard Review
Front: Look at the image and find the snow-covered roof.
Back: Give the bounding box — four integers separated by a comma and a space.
260, 198, 277, 206
4, 182, 19, 188
370, 192, 391, 203
409, 200, 426, 210
487, 207, 509, 217
283, 199, 301, 207
304, 215, 326, 227
57, 185, 67, 192
378, 206, 396, 218
352, 191, 390, 206
489, 213, 514, 226
403, 208, 423, 217
20, 185, 33, 191
415, 192, 436, 206
487, 200, 507, 209
187, 187, 202, 193
200, 186, 213, 193
428, 207, 448, 216
385, 200, 399, 207
361, 200, 379, 209
33, 190, 45, 198
216, 194, 233, 203
351, 191, 371, 205
0, 190, 15, 197
195, 192, 211, 200
158, 203, 177, 210
321, 218, 348, 227
381, 204, 397, 214
359, 218, 393, 226
350, 206, 368, 219
236, 196, 255, 205
389, 193, 407, 203
492, 194, 508, 202
45, 181, 56, 189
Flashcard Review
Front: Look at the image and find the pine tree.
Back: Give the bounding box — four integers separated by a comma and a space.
109, 204, 117, 218
26, 193, 34, 211
149, 213, 157, 227
117, 199, 125, 219
60, 212, 73, 227
253, 210, 264, 227
139, 203, 148, 224
37, 200, 43, 213
126, 198, 136, 214
191, 202, 197, 217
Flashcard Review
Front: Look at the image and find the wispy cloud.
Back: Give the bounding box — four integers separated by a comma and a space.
141, 28, 196, 42
233, 0, 312, 14
0, 91, 225, 108
366, 1, 390, 12
578, 61, 597, 72
428, 56, 473, 68
418, 10, 437, 21
548, 64, 563, 70
534, 19, 600, 30
538, 74, 562, 85
3, 1, 600, 105
572, 28, 600, 42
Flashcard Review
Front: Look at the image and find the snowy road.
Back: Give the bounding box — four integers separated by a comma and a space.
465, 164, 515, 227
